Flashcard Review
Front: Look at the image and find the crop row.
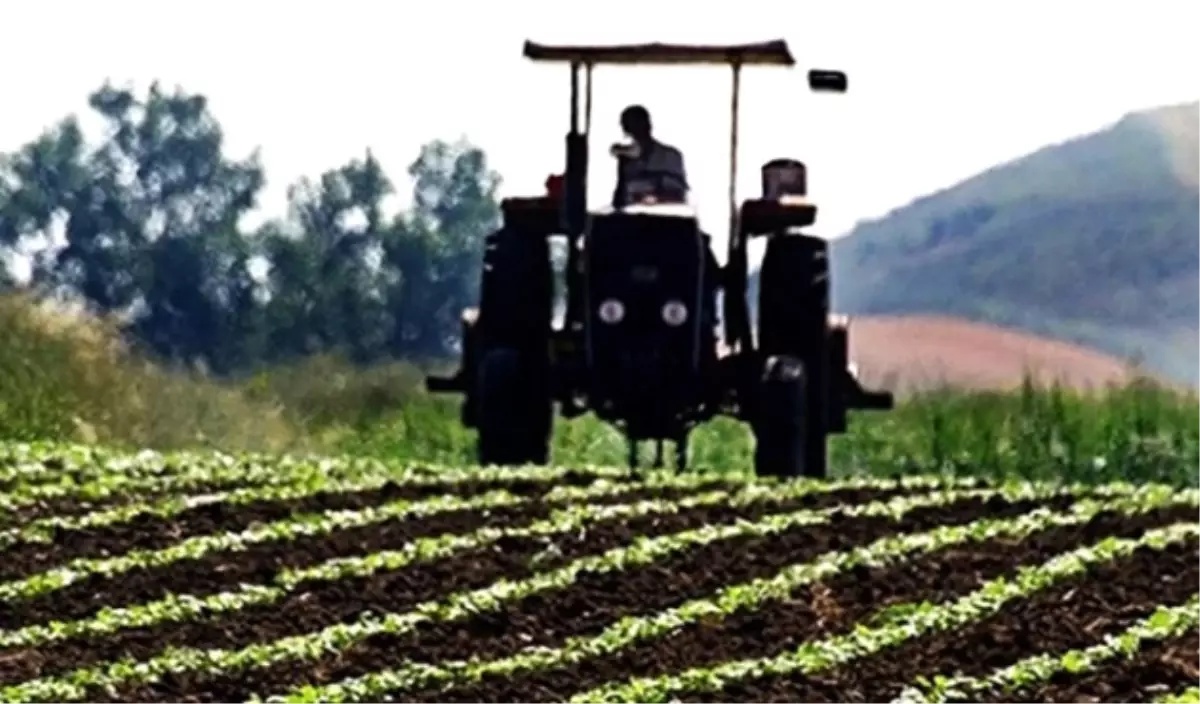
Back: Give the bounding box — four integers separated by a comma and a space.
0, 482, 1123, 700
0, 463, 713, 553
274, 487, 1197, 703
0, 473, 997, 637
0, 468, 510, 552
1, 471, 739, 604
571, 521, 1197, 703
0, 472, 1012, 591
895, 593, 1199, 702
0, 458, 1190, 700
0, 460, 990, 551
0, 452, 644, 521
0, 487, 740, 649
0, 443, 440, 486
0, 443, 606, 487
0, 449, 943, 527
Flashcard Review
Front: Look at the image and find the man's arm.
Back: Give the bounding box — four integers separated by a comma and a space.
612, 153, 632, 208
654, 144, 689, 196
648, 143, 688, 189
672, 147, 689, 191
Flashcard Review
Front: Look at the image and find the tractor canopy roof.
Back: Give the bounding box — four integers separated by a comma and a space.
522, 39, 796, 66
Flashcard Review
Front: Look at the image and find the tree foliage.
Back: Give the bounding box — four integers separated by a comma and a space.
0, 82, 500, 374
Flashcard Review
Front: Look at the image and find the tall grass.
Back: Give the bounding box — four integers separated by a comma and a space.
0, 293, 296, 452
827, 376, 1198, 486
348, 376, 1198, 486
1, 292, 1196, 485
0, 293, 419, 454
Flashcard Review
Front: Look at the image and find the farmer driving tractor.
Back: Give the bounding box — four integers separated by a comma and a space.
543, 104, 690, 208
543, 103, 718, 324
610, 104, 690, 207
608, 104, 723, 333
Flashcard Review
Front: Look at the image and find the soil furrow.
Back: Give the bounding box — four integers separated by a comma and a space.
0, 486, 903, 689
0, 476, 283, 527
0, 501, 545, 632
0, 468, 636, 529
0, 477, 702, 581
694, 535, 1200, 702
1, 482, 485, 581
119, 494, 1077, 703
0, 480, 737, 631
995, 630, 1200, 703
411, 503, 1196, 703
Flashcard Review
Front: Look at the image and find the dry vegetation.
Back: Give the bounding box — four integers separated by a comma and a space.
0, 293, 421, 454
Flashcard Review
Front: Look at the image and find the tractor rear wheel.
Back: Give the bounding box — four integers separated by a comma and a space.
471, 224, 554, 466
756, 235, 831, 479
478, 228, 553, 351
475, 347, 552, 466
752, 354, 826, 479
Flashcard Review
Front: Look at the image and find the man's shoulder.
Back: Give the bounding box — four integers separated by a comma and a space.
648, 140, 685, 169
653, 140, 684, 157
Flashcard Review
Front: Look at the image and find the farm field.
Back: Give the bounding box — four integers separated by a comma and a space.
844, 315, 1146, 392
0, 442, 1196, 703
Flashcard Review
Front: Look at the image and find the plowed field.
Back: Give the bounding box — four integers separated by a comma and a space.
846, 315, 1143, 392
0, 442, 1196, 703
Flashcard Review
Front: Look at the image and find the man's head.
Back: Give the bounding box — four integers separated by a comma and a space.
620, 105, 652, 142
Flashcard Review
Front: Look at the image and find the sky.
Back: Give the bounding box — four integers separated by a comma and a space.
1, 0, 1196, 256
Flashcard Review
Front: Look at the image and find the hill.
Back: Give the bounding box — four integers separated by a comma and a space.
845, 314, 1142, 393
827, 101, 1199, 386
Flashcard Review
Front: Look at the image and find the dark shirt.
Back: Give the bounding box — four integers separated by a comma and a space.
612, 138, 689, 207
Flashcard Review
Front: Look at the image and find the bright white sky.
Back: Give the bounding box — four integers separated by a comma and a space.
1, 0, 1196, 256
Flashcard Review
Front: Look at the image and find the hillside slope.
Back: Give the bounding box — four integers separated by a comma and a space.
828, 101, 1199, 386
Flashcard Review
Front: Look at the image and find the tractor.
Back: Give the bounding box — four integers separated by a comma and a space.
425, 38, 894, 478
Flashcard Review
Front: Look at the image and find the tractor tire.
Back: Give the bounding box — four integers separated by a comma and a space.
756, 234, 831, 479
475, 347, 552, 466
752, 354, 827, 479
470, 225, 554, 466
757, 234, 828, 362
478, 227, 553, 352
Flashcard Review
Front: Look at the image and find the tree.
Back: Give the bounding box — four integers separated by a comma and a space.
0, 82, 504, 374
260, 151, 394, 363
385, 139, 501, 358
0, 81, 265, 371
0, 117, 91, 292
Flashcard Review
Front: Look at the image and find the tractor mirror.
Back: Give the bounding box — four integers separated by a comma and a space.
808, 69, 847, 93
